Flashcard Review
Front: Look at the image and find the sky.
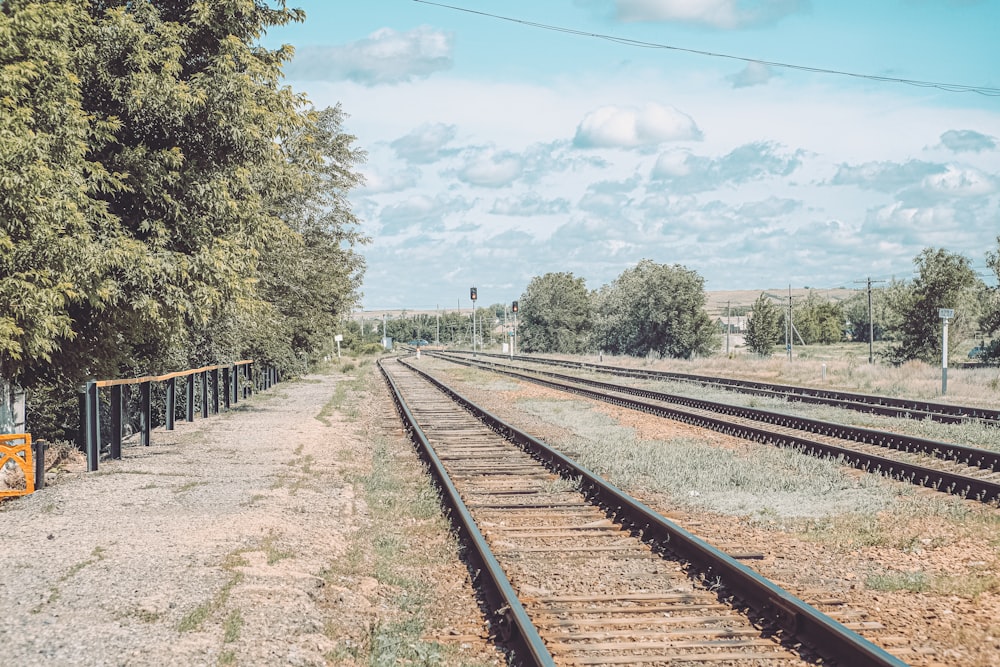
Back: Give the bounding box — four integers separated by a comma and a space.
259, 0, 1000, 312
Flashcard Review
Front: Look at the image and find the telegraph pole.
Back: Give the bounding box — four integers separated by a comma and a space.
854, 277, 886, 364
726, 300, 731, 356
787, 285, 793, 361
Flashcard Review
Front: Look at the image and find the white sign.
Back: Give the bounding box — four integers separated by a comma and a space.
938, 309, 955, 319
334, 334, 343, 342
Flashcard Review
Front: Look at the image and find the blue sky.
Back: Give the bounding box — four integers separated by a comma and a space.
261, 0, 1000, 311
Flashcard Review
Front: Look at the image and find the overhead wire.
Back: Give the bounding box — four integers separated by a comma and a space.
412, 0, 1000, 96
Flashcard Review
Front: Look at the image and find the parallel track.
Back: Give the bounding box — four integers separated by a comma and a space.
379, 357, 907, 666
446, 350, 1000, 426
428, 352, 1000, 505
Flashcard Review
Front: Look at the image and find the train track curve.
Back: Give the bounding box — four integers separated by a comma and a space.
427, 351, 1000, 505
379, 356, 907, 666
445, 351, 1000, 427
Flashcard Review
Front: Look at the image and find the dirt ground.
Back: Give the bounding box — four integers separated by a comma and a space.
0, 364, 501, 666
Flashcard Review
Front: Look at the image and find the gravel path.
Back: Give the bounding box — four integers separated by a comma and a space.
1, 374, 364, 666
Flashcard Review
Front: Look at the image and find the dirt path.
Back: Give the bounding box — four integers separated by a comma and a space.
0, 367, 500, 666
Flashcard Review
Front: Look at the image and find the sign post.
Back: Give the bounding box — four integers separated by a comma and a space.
470, 287, 478, 356
939, 308, 954, 395
334, 334, 343, 360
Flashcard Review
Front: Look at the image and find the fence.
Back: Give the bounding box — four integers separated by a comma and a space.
79, 361, 280, 472
0, 433, 41, 497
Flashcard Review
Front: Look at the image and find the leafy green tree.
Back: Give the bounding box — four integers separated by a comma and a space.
744, 293, 783, 356
592, 260, 718, 358
0, 0, 110, 385
519, 272, 593, 353
793, 292, 844, 344
884, 248, 983, 364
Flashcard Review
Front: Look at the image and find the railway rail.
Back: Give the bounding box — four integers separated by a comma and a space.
379, 356, 907, 666
444, 350, 1000, 427
427, 351, 1000, 505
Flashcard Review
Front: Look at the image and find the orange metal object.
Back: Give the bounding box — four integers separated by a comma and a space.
0, 433, 34, 497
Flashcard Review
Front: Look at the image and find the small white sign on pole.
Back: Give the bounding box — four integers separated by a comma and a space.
334, 334, 343, 359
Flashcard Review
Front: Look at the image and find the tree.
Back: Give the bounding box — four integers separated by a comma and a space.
884, 248, 983, 364
592, 260, 718, 358
0, 0, 110, 385
518, 272, 592, 354
793, 292, 844, 345
744, 293, 783, 356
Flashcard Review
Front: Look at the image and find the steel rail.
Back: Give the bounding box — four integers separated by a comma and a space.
433, 353, 1000, 504
378, 359, 555, 665
392, 356, 907, 667
449, 350, 1000, 425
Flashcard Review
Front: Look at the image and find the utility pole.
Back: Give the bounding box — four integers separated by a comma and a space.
853, 277, 886, 364
726, 300, 731, 357
787, 285, 793, 361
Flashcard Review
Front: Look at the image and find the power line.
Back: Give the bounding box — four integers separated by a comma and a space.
412, 0, 1000, 97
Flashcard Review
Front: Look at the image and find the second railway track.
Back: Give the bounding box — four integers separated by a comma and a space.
429, 351, 1000, 505
379, 356, 907, 666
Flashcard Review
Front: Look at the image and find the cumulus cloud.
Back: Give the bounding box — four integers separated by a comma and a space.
390, 123, 457, 164
939, 129, 997, 153
491, 193, 571, 216
612, 0, 808, 29
728, 61, 775, 88
455, 149, 525, 188
830, 159, 947, 193
650, 141, 802, 193
737, 197, 802, 218
379, 194, 475, 233
283, 26, 452, 85
573, 104, 702, 150
357, 167, 420, 195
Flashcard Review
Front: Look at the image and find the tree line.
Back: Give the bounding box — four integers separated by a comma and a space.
1, 1, 366, 437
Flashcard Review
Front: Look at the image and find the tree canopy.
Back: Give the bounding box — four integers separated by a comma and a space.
518, 272, 592, 354
592, 260, 718, 359
883, 248, 982, 364
744, 293, 782, 356
1, 0, 366, 394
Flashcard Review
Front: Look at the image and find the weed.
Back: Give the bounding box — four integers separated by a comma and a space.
222, 610, 243, 643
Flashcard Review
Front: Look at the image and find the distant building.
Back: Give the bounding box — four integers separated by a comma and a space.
716, 315, 749, 333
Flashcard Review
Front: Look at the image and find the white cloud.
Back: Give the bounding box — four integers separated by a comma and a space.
920, 165, 997, 198
939, 129, 997, 153
829, 160, 947, 193
491, 193, 571, 216
650, 142, 802, 192
378, 194, 475, 233
358, 167, 420, 195
573, 104, 702, 149
728, 62, 775, 88
390, 123, 457, 163
455, 149, 524, 188
613, 0, 807, 28
283, 27, 452, 85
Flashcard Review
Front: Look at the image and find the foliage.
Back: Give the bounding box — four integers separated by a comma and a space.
518, 272, 593, 354
592, 260, 718, 358
793, 291, 845, 344
883, 248, 983, 364
744, 293, 783, 356
1, 1, 366, 439
983, 236, 1000, 337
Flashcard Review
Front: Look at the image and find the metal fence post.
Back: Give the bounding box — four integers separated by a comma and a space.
110, 384, 123, 460
165, 377, 176, 431
200, 370, 209, 418
33, 438, 45, 491
222, 367, 231, 410
211, 368, 220, 414
186, 374, 195, 422
140, 381, 151, 446
85, 381, 99, 472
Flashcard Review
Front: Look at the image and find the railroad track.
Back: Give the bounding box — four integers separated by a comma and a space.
443, 350, 1000, 427
379, 357, 906, 666
428, 352, 1000, 505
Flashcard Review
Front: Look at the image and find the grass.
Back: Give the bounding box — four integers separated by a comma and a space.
316, 359, 370, 425
866, 569, 1000, 598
